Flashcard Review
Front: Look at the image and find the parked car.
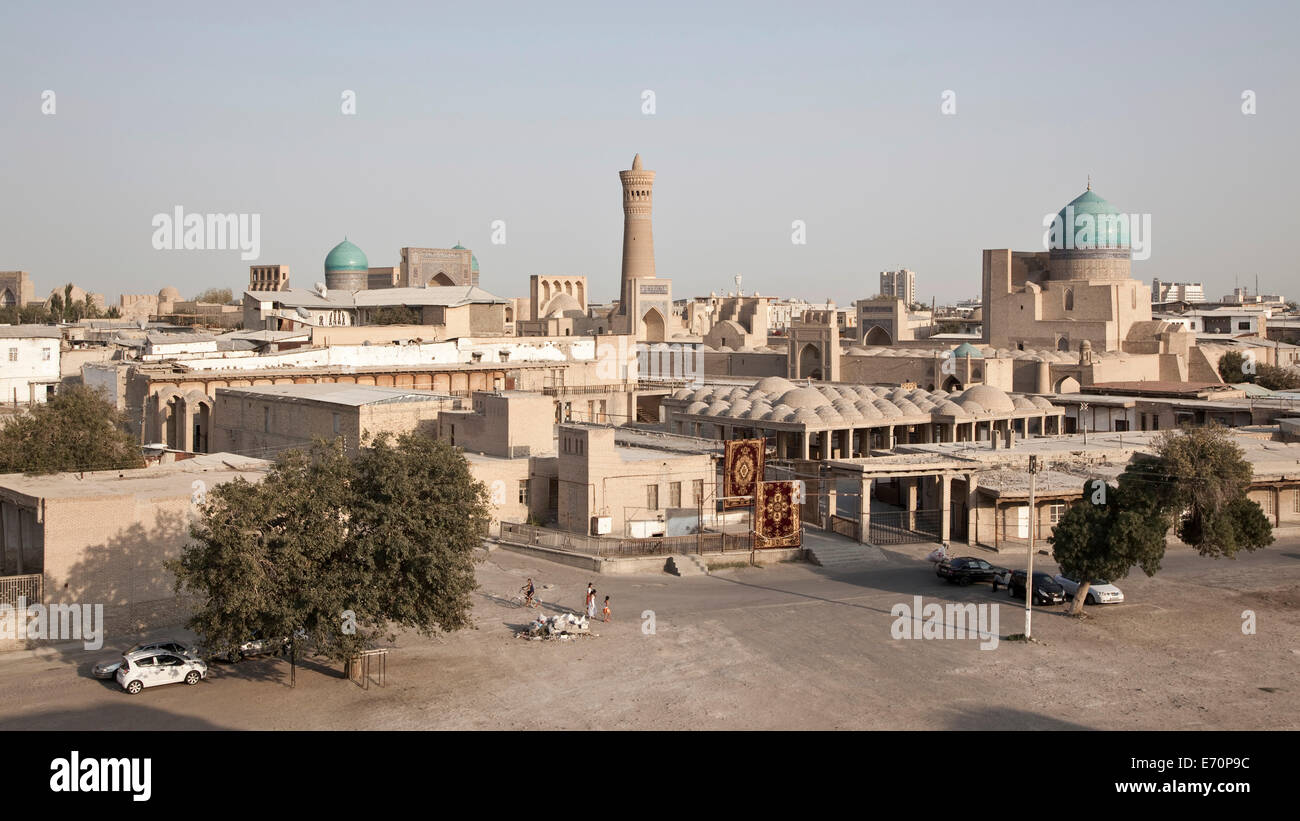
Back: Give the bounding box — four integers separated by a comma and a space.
92, 639, 198, 679
210, 631, 291, 663
115, 649, 207, 694
936, 556, 1006, 586
1053, 574, 1125, 604
1008, 570, 1067, 605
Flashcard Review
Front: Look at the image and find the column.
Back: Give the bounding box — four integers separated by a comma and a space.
801, 432, 810, 460
940, 474, 952, 543
820, 431, 831, 460
905, 477, 918, 531
858, 476, 872, 544
965, 473, 980, 546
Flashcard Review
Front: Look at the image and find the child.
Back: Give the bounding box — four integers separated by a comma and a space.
602, 595, 611, 623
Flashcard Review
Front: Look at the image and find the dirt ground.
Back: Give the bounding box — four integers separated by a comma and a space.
0, 536, 1296, 730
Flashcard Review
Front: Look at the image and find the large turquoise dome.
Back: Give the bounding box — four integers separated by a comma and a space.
453, 243, 479, 273
1055, 189, 1128, 249
324, 239, 369, 272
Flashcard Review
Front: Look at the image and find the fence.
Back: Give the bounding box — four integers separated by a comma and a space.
869, 509, 944, 545
499, 522, 754, 557
0, 574, 42, 608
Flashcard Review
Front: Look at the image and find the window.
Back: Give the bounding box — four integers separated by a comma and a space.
263, 407, 270, 433
669, 482, 682, 507
1293, 488, 1300, 514
646, 484, 659, 510
518, 479, 529, 504
6, 348, 15, 362
693, 478, 704, 505
1049, 502, 1066, 525
1261, 493, 1274, 515
42, 348, 51, 361
1238, 321, 1250, 330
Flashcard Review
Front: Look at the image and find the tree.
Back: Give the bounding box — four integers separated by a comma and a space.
369, 306, 421, 325
1147, 425, 1273, 557
1217, 350, 1247, 383
192, 288, 233, 304
106, 306, 122, 319
1050, 475, 1170, 614
1254, 364, 1300, 391
1049, 424, 1272, 615
170, 432, 489, 678
0, 385, 145, 474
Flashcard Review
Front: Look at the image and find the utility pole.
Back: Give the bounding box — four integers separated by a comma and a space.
1025, 455, 1040, 639
1079, 402, 1089, 445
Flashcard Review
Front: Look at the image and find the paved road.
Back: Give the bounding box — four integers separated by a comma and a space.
1, 535, 1296, 730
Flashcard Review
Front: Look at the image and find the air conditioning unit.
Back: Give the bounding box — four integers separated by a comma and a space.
591, 516, 612, 535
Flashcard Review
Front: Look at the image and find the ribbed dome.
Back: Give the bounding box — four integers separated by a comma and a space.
324, 239, 368, 272
754, 376, 796, 395
1054, 189, 1129, 249
777, 387, 829, 410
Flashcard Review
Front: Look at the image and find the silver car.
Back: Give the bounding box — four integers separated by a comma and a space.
115, 649, 207, 694
93, 639, 197, 679
1054, 574, 1125, 604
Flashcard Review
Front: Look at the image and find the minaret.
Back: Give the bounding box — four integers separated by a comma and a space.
618, 153, 656, 314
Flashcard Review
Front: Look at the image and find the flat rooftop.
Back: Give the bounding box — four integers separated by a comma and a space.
0, 452, 270, 502
217, 383, 456, 407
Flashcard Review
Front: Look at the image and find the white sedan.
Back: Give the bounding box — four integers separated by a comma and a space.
1053, 574, 1124, 604
115, 649, 208, 694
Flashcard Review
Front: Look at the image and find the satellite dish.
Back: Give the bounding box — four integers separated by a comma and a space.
295, 306, 311, 319
136, 317, 147, 330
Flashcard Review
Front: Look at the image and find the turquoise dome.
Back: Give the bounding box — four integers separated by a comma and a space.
1055, 189, 1128, 249
952, 342, 983, 358
324, 239, 368, 272
452, 243, 479, 273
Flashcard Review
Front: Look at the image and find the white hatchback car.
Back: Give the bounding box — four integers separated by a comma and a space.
1053, 574, 1125, 604
115, 649, 208, 694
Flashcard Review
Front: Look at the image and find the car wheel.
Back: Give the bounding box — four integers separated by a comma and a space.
229, 650, 243, 663
958, 576, 971, 586
126, 680, 143, 695
1086, 593, 1097, 605
185, 670, 201, 685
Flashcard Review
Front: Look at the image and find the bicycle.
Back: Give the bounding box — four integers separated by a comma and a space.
509, 587, 541, 608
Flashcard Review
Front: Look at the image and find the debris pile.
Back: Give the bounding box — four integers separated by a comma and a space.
516, 613, 593, 641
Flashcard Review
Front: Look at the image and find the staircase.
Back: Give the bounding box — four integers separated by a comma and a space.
666, 554, 710, 576
805, 539, 887, 572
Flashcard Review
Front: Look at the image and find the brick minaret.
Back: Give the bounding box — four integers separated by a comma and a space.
618, 153, 656, 314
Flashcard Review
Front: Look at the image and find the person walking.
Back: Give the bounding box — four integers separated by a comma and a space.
602, 595, 611, 623
586, 587, 597, 619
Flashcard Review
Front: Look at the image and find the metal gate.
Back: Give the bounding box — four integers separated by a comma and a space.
869, 509, 943, 545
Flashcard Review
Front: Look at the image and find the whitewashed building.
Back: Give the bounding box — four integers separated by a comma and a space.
0, 326, 61, 405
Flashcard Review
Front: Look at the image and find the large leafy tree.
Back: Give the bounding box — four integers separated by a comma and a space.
171, 432, 489, 676
0, 385, 144, 474
1050, 425, 1272, 614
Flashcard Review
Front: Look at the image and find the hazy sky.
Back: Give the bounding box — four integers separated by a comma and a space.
2, 0, 1297, 307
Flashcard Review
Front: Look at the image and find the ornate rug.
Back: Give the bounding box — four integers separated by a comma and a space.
723, 438, 765, 509
754, 480, 802, 548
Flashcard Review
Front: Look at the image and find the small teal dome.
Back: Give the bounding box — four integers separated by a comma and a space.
1055, 188, 1129, 249
324, 239, 368, 272
953, 342, 983, 358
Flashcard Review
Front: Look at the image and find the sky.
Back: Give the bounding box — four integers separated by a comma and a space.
2, 0, 1297, 308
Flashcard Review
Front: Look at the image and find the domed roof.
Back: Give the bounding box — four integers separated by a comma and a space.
777, 387, 830, 411
325, 239, 368, 272
958, 385, 1015, 414
952, 342, 983, 359
453, 244, 480, 273
754, 376, 796, 395
1054, 188, 1129, 249
543, 293, 585, 319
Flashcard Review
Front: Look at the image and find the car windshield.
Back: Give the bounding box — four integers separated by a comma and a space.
1091, 580, 1110, 585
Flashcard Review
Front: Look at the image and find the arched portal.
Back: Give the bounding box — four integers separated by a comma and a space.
642, 308, 666, 342
432, 272, 455, 286
1054, 376, 1081, 393
798, 343, 822, 380
942, 376, 963, 392
1057, 336, 1070, 352
863, 325, 892, 346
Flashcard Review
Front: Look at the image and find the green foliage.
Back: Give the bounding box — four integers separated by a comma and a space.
369, 306, 422, 325
192, 288, 233, 304
171, 432, 489, 668
1254, 364, 1300, 391
1050, 425, 1272, 613
1150, 425, 1273, 557
0, 385, 145, 474
1217, 350, 1246, 383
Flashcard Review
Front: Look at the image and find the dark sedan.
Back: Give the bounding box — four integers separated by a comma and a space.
936, 557, 1006, 586
1007, 570, 1067, 605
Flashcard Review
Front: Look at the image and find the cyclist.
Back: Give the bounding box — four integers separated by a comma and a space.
521, 578, 537, 608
